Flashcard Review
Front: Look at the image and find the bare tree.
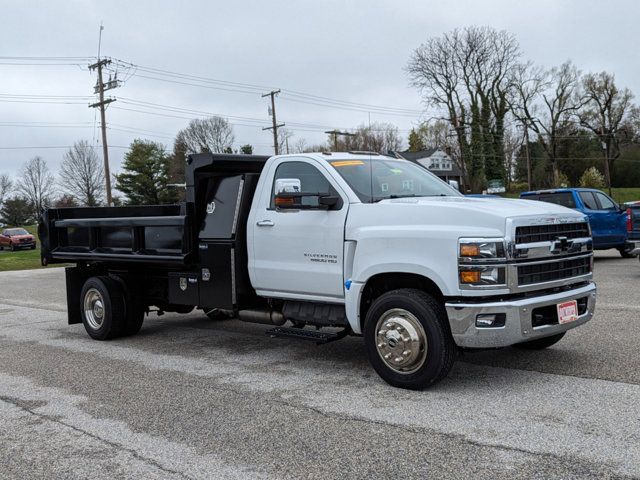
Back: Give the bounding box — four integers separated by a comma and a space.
292, 137, 309, 153
331, 122, 402, 153
512, 61, 583, 187
277, 128, 295, 154
415, 120, 456, 150
0, 173, 12, 206
407, 26, 521, 191
578, 71, 635, 195
175, 116, 235, 154
509, 62, 548, 188
59, 140, 105, 206
16, 156, 55, 218
502, 126, 521, 189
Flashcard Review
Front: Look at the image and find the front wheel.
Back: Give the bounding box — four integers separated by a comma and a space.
364, 289, 456, 390
513, 332, 566, 350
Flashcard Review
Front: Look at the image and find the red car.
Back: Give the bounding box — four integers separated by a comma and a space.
0, 228, 37, 251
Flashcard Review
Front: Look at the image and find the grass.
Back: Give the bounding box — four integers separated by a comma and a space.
0, 224, 67, 273
0, 249, 51, 272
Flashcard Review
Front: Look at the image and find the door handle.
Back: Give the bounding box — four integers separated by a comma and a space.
256, 220, 275, 227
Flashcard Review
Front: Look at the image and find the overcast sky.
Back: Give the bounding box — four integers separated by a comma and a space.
1, 0, 639, 180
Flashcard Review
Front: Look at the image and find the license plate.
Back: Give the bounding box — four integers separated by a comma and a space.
557, 300, 578, 324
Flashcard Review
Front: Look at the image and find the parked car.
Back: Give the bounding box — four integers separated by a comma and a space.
0, 227, 37, 251
520, 188, 636, 257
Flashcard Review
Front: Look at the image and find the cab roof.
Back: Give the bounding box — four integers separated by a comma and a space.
520, 188, 603, 195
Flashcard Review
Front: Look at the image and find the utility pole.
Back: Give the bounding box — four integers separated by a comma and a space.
324, 130, 356, 151
601, 133, 612, 196
88, 25, 118, 206
262, 90, 284, 155
523, 121, 532, 191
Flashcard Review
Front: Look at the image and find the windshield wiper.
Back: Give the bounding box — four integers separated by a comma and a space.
371, 194, 416, 202
388, 194, 418, 199
372, 193, 450, 202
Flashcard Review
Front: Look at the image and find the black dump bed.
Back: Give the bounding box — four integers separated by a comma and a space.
39, 204, 192, 266
39, 153, 269, 269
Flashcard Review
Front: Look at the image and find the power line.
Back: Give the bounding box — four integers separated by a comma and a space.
111, 57, 423, 116
0, 145, 129, 150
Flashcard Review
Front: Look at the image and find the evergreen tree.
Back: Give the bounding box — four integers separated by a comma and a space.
0, 196, 33, 226
115, 139, 179, 205
407, 129, 425, 152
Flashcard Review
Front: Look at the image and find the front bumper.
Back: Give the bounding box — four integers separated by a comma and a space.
445, 282, 596, 348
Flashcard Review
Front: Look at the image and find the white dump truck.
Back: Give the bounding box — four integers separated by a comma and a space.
40, 152, 596, 389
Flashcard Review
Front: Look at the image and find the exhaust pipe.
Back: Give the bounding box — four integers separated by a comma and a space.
238, 309, 286, 326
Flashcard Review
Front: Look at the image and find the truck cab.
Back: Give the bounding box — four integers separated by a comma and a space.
41, 153, 597, 390
520, 188, 635, 257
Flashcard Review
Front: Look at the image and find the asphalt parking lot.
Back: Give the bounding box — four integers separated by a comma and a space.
0, 250, 639, 479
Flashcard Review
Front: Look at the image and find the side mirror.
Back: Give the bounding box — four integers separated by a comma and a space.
318, 195, 340, 208
275, 192, 340, 210
275, 178, 302, 195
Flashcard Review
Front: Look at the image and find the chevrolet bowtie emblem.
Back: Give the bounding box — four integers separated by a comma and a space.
550, 236, 571, 253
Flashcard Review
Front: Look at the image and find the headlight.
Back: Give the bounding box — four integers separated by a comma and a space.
458, 238, 507, 288
459, 265, 506, 285
459, 240, 505, 259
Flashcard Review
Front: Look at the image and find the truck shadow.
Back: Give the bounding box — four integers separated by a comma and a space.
118, 311, 606, 391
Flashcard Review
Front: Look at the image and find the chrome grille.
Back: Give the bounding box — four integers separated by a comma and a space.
517, 256, 591, 286
515, 222, 589, 244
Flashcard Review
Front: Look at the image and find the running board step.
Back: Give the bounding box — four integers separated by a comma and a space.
265, 326, 349, 344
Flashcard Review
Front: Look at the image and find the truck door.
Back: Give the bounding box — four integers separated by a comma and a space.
250, 158, 348, 300
593, 191, 626, 247
578, 191, 605, 247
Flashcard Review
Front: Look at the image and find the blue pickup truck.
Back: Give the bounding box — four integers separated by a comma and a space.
520, 188, 637, 257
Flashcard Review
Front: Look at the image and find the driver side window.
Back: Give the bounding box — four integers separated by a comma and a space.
594, 192, 616, 210
271, 161, 337, 209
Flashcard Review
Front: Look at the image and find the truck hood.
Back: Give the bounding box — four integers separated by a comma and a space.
346, 196, 586, 240
382, 195, 577, 217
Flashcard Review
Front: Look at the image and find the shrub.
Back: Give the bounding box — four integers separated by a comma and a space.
579, 167, 605, 189
509, 181, 529, 193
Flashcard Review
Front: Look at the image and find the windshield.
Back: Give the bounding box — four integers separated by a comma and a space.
523, 192, 576, 209
327, 157, 461, 203
5, 228, 29, 236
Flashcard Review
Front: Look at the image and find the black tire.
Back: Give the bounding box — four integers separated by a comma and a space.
110, 276, 145, 337
513, 332, 566, 350
363, 288, 456, 390
122, 301, 145, 336
80, 276, 126, 340
30, 244, 36, 250
618, 247, 635, 258
11, 244, 16, 251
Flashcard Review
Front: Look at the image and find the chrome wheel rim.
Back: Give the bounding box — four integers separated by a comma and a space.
375, 308, 427, 374
83, 288, 105, 330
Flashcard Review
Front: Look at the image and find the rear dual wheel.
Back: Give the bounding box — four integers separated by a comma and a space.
80, 276, 144, 340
